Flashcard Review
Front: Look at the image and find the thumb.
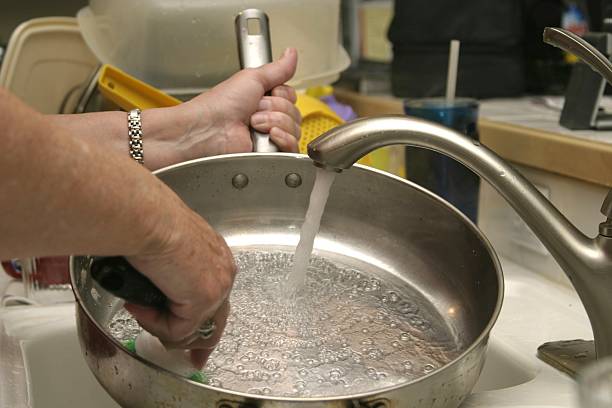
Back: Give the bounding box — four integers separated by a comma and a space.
253, 47, 298, 91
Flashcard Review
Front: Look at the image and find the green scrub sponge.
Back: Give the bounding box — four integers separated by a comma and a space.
122, 333, 208, 384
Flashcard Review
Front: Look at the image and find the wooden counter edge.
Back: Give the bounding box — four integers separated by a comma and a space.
334, 89, 612, 188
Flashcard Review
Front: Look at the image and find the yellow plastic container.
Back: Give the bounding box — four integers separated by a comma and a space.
97, 64, 181, 110
294, 93, 343, 154
295, 92, 387, 169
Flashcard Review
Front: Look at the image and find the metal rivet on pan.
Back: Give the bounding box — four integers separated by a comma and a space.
285, 173, 302, 188
232, 174, 249, 189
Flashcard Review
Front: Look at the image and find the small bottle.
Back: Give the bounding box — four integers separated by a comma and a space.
562, 3, 589, 64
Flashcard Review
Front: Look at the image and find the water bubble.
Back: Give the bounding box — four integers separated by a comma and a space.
423, 364, 435, 373
108, 250, 458, 397
365, 348, 384, 360
329, 368, 344, 381
208, 378, 222, 387
262, 359, 281, 371
398, 301, 418, 314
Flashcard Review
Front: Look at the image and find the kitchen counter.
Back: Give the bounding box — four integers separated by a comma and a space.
334, 89, 612, 188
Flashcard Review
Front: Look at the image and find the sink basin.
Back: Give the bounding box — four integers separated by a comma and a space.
0, 304, 119, 408
473, 338, 538, 392
0, 257, 591, 407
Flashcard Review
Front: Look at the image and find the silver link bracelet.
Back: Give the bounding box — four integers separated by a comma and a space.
127, 109, 144, 164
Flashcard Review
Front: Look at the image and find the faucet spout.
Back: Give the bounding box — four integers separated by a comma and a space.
308, 115, 612, 358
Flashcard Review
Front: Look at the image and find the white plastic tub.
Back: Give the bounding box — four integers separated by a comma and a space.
77, 0, 350, 92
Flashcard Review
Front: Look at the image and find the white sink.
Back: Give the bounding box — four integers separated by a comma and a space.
0, 257, 591, 407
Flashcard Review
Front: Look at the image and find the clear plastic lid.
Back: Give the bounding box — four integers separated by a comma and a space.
77, 0, 350, 92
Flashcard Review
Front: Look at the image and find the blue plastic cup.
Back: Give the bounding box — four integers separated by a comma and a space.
404, 98, 480, 222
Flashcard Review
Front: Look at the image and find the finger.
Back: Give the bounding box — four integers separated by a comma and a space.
125, 303, 194, 344
258, 96, 302, 125
269, 127, 299, 153
189, 348, 214, 369
270, 85, 297, 104
162, 297, 230, 350
251, 111, 301, 139
252, 48, 298, 91
186, 299, 231, 368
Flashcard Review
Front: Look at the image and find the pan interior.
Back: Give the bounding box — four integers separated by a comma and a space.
75, 154, 501, 401
107, 245, 463, 398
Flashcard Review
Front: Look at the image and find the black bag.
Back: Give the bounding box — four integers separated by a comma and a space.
388, 0, 564, 98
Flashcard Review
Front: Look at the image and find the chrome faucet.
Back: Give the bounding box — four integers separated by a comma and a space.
307, 28, 612, 360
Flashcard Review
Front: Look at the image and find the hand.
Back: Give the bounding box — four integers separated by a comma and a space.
172, 47, 301, 159
123, 198, 237, 368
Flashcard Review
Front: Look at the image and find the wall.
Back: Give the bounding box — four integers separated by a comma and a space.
0, 1, 87, 44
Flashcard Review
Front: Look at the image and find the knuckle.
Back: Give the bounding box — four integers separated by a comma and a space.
277, 112, 291, 127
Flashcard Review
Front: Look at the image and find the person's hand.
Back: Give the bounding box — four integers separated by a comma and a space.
123, 197, 237, 368
168, 48, 301, 160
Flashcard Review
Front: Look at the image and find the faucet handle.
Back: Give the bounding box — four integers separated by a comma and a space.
601, 190, 612, 237
602, 190, 612, 218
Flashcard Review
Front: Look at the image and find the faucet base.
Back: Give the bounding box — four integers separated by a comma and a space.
537, 339, 595, 378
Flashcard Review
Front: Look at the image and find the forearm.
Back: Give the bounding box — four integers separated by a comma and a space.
0, 88, 181, 259
46, 104, 199, 171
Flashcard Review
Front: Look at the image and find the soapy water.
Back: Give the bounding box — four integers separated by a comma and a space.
284, 167, 336, 294
109, 251, 462, 397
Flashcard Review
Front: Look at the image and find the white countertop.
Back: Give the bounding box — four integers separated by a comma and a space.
480, 96, 612, 146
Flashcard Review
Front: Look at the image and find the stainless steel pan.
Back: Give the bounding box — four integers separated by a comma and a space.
71, 152, 503, 408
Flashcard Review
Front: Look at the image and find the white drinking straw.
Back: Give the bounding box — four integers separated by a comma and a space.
446, 40, 461, 102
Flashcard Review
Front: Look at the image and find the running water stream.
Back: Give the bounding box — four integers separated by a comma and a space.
284, 167, 337, 293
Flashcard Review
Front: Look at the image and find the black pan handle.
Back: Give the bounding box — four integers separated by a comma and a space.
90, 256, 167, 309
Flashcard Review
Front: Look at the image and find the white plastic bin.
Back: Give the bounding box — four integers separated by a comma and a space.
77, 0, 350, 92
